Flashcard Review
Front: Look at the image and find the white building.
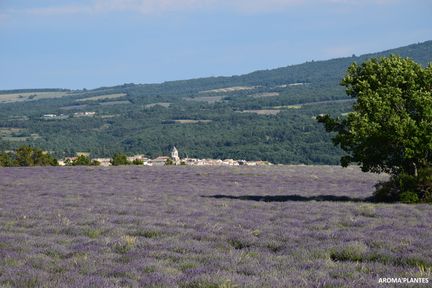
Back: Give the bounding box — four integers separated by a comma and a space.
171, 146, 180, 165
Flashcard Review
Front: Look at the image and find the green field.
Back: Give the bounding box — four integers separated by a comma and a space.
0, 91, 70, 103
76, 93, 127, 102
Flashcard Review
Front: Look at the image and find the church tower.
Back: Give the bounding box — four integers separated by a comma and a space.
171, 146, 180, 165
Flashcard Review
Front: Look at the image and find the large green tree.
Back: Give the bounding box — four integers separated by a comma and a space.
318, 55, 432, 177
3, 146, 58, 167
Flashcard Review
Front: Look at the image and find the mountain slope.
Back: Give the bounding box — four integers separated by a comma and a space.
0, 40, 431, 164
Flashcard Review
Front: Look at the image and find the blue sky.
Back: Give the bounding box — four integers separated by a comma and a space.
0, 0, 430, 89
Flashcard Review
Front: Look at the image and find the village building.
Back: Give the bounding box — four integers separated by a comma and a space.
148, 156, 170, 166
58, 146, 272, 167
222, 159, 239, 166
41, 114, 68, 120
93, 158, 111, 167
42, 114, 57, 118
127, 155, 148, 164
171, 146, 181, 165
74, 111, 96, 117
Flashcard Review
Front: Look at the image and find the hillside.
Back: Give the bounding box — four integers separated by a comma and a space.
0, 40, 431, 164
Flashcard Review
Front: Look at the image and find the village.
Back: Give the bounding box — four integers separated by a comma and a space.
58, 146, 272, 167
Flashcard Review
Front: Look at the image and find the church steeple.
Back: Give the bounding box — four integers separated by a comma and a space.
171, 146, 180, 164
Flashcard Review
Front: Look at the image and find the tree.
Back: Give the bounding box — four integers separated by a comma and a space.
318, 56, 432, 202
67, 155, 100, 166
13, 146, 58, 166
5, 146, 58, 167
32, 148, 58, 166
0, 152, 16, 167
15, 146, 34, 166
110, 153, 130, 166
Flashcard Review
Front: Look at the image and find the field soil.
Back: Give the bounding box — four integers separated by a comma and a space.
0, 166, 431, 287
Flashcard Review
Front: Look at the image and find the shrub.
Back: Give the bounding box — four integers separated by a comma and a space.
373, 181, 400, 203
374, 168, 432, 203
110, 153, 130, 166
84, 228, 102, 239
132, 158, 144, 165
71, 155, 91, 166
66, 155, 100, 166
228, 238, 251, 250
0, 152, 16, 167
356, 204, 376, 217
112, 235, 137, 254
399, 191, 420, 204
130, 229, 162, 238
330, 242, 368, 262
416, 167, 432, 202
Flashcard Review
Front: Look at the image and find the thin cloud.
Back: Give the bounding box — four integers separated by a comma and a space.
228, 0, 306, 13
22, 0, 218, 16
92, 0, 214, 14
328, 0, 395, 4
10, 0, 397, 16
26, 5, 92, 16
91, 0, 308, 13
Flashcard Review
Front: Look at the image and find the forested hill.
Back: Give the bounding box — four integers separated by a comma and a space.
0, 40, 431, 164
125, 40, 432, 93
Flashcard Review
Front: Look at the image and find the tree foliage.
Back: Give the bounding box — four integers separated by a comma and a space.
0, 152, 15, 167
318, 56, 432, 203
66, 155, 100, 166
374, 168, 432, 203
0, 146, 58, 167
110, 153, 130, 166
132, 158, 144, 165
318, 55, 432, 176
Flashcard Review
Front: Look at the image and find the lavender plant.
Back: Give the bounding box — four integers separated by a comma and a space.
0, 166, 430, 287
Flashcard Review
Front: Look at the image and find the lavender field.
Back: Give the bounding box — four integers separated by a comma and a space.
0, 166, 431, 287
